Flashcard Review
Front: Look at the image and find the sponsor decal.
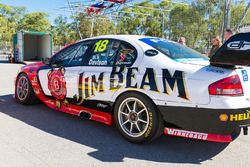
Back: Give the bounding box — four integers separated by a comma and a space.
206, 67, 225, 74
97, 103, 109, 108
119, 49, 134, 55
56, 100, 61, 108
31, 77, 38, 86
75, 72, 105, 104
145, 49, 158, 57
74, 66, 189, 104
219, 114, 229, 122
94, 39, 109, 53
116, 61, 131, 65
229, 110, 250, 121
227, 41, 250, 50
139, 38, 165, 46
165, 128, 208, 140
162, 69, 188, 99
241, 70, 248, 82
31, 77, 37, 83
174, 58, 208, 62
116, 49, 134, 65
47, 68, 67, 101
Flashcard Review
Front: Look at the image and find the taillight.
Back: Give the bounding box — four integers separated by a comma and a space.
208, 75, 244, 96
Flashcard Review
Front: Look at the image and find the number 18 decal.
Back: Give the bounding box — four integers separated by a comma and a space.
94, 40, 109, 53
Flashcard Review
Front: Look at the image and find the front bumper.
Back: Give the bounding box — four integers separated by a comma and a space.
158, 105, 250, 139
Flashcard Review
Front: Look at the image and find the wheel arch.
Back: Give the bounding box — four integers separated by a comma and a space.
111, 90, 161, 117
15, 72, 40, 105
15, 72, 28, 89
15, 71, 35, 88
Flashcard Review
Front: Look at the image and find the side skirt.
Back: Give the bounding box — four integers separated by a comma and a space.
32, 86, 113, 125
164, 127, 233, 143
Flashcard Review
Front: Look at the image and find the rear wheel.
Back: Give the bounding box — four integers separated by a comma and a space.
114, 93, 163, 143
15, 73, 38, 105
231, 128, 241, 140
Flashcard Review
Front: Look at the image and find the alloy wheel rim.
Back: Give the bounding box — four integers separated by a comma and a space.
17, 76, 29, 101
118, 97, 149, 138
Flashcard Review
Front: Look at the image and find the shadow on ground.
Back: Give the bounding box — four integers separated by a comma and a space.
0, 94, 229, 163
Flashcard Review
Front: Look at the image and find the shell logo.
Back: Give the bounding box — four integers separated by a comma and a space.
219, 114, 229, 122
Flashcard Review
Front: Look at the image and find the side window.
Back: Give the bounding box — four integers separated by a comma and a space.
115, 42, 137, 66
88, 39, 120, 66
68, 42, 90, 66
51, 41, 90, 67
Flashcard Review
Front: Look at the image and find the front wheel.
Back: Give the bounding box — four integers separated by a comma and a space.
15, 73, 38, 105
114, 93, 163, 143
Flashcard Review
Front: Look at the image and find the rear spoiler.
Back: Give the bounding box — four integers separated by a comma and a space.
210, 32, 250, 67
210, 62, 236, 69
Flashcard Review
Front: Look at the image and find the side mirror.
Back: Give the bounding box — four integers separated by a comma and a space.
42, 57, 51, 65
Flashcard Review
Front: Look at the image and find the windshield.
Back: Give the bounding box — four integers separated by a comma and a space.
139, 38, 208, 62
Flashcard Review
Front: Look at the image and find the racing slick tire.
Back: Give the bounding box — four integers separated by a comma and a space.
114, 92, 164, 143
232, 128, 241, 140
15, 73, 39, 105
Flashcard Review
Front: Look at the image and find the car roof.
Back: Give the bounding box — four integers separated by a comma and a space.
79, 35, 151, 42
74, 35, 179, 47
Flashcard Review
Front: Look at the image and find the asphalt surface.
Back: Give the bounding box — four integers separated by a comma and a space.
0, 62, 250, 167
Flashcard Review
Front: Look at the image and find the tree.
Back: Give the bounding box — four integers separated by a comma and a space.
169, 3, 207, 48
75, 14, 116, 38
52, 15, 77, 46
0, 3, 25, 50
93, 17, 117, 36
17, 12, 51, 31
2, 0, 250, 52
231, 1, 250, 29
117, 1, 166, 36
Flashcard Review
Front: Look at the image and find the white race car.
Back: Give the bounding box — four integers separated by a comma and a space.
15, 33, 250, 143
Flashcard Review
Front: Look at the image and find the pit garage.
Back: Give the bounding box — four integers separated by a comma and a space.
13, 31, 52, 63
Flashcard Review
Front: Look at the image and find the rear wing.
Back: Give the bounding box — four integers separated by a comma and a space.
210, 32, 250, 66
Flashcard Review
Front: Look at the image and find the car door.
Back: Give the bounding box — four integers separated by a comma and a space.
74, 38, 138, 109
38, 41, 92, 101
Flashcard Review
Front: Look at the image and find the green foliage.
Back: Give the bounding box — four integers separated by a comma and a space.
52, 15, 77, 46
76, 14, 116, 37
231, 1, 250, 28
1, 1, 250, 51
117, 1, 167, 36
17, 12, 51, 31
0, 3, 26, 49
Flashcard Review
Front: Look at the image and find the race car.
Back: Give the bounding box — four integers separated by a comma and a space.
15, 33, 250, 143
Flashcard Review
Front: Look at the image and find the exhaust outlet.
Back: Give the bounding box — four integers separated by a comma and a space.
79, 111, 92, 120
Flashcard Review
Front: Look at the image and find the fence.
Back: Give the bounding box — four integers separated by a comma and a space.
0, 42, 11, 61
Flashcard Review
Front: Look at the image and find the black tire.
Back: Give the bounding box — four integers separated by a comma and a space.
15, 73, 39, 105
231, 128, 241, 140
114, 92, 164, 143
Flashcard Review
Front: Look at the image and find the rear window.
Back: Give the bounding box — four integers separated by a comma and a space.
210, 33, 250, 66
139, 38, 208, 62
